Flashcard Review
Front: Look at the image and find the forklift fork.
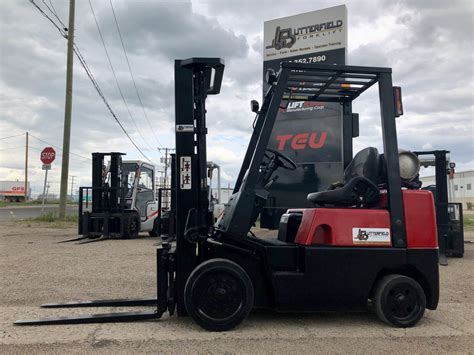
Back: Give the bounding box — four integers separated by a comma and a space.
75, 236, 110, 245
15, 245, 174, 326
56, 235, 93, 243
41, 297, 158, 308
14, 310, 160, 326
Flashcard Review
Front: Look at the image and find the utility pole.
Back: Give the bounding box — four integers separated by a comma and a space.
59, 0, 75, 218
24, 132, 28, 202
158, 147, 175, 189
70, 175, 76, 197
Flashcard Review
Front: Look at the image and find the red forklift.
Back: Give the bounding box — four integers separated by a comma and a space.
15, 58, 439, 330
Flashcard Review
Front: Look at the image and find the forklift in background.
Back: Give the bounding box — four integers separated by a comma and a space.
62, 152, 161, 244
153, 160, 224, 239
16, 59, 439, 331
413, 150, 464, 261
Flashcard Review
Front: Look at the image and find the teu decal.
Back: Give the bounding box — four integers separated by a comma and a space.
276, 131, 327, 151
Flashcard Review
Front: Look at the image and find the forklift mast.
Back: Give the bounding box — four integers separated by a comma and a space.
91, 152, 125, 212
414, 150, 464, 258
173, 58, 225, 315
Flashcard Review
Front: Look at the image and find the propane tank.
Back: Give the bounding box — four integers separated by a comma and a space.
398, 150, 420, 181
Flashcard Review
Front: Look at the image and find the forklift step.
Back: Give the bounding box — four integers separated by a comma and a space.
14, 310, 159, 326
41, 297, 158, 308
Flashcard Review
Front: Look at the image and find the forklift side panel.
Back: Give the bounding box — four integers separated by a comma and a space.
406, 249, 439, 309
271, 248, 407, 311
292, 208, 391, 247
403, 190, 438, 248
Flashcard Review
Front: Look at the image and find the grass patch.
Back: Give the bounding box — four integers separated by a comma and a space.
0, 200, 77, 208
21, 212, 77, 229
26, 211, 77, 223
464, 215, 474, 232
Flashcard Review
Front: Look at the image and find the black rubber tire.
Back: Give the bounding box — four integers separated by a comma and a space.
123, 212, 140, 239
148, 218, 159, 237
184, 258, 254, 332
374, 274, 426, 328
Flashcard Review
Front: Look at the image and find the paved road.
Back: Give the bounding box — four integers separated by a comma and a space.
0, 205, 78, 221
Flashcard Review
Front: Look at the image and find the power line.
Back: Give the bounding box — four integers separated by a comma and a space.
29, 134, 91, 161
73, 46, 155, 163
0, 146, 25, 152
48, 0, 59, 17
29, 0, 154, 164
41, 0, 66, 29
29, 0, 66, 38
108, 0, 162, 149
88, 0, 154, 152
28, 145, 90, 165
0, 133, 25, 140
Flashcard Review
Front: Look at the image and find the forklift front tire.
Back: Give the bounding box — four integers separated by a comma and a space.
374, 274, 426, 328
123, 212, 140, 239
184, 259, 254, 332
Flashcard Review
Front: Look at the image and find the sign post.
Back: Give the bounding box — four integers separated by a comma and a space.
40, 147, 56, 213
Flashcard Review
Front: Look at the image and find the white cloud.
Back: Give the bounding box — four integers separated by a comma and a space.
1, 0, 473, 197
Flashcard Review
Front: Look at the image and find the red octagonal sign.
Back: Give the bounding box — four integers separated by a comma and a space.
41, 147, 56, 164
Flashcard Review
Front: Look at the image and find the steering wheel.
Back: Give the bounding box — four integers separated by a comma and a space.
264, 148, 297, 170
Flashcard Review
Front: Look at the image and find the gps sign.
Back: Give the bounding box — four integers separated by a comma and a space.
40, 147, 56, 165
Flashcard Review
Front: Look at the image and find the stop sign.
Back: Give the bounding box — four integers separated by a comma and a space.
40, 147, 56, 164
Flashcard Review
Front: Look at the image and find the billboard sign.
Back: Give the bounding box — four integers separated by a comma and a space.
262, 6, 348, 225
264, 5, 347, 62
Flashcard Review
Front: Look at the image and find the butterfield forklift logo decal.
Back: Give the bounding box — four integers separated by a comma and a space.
180, 156, 192, 190
266, 20, 343, 50
176, 124, 194, 133
352, 228, 391, 244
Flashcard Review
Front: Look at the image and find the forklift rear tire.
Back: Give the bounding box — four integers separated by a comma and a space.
184, 259, 254, 332
374, 274, 426, 328
123, 212, 140, 239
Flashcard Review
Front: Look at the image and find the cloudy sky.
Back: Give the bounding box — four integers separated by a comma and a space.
0, 0, 473, 196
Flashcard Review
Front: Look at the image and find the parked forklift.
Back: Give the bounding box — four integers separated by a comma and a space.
413, 150, 464, 261
16, 59, 439, 331
62, 152, 161, 244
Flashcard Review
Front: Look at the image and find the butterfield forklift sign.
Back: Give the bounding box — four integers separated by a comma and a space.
264, 5, 347, 62
261, 5, 349, 227
180, 156, 192, 190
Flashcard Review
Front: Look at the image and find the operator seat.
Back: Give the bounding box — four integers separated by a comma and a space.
307, 147, 380, 207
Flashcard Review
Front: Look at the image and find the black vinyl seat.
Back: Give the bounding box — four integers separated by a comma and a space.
307, 147, 381, 207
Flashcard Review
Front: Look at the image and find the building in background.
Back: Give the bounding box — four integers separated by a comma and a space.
36, 193, 59, 201
420, 170, 474, 209
0, 181, 31, 202
211, 187, 233, 205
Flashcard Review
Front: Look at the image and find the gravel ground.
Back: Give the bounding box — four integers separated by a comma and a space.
0, 221, 473, 354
